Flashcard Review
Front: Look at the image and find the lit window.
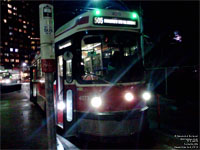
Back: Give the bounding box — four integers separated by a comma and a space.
8, 9, 12, 14
7, 4, 12, 8
9, 26, 13, 30
23, 25, 27, 29
13, 7, 17, 10
31, 27, 34, 31
25, 60, 28, 63
31, 46, 36, 50
5, 42, 8, 45
10, 48, 13, 52
16, 59, 19, 63
5, 58, 9, 62
3, 19, 7, 23
32, 32, 35, 35
15, 48, 19, 52
13, 12, 17, 16
18, 19, 22, 22
25, 55, 28, 58
19, 14, 22, 18
10, 37, 13, 41
31, 41, 35, 44
14, 28, 18, 31
12, 64, 15, 67
11, 59, 15, 62
23, 21, 26, 24
27, 21, 29, 24
24, 30, 27, 33
4, 53, 9, 56
19, 29, 22, 32
28, 36, 31, 38
9, 32, 13, 35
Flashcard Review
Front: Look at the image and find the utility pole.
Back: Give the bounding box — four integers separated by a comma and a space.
39, 4, 57, 150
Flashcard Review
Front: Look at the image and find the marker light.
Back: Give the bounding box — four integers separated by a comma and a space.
57, 101, 65, 111
142, 91, 152, 101
132, 12, 138, 19
95, 9, 101, 15
124, 92, 134, 102
91, 96, 102, 108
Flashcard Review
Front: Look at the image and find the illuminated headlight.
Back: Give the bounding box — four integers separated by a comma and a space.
142, 91, 152, 101
3, 79, 11, 84
124, 92, 134, 102
57, 101, 65, 111
91, 96, 102, 108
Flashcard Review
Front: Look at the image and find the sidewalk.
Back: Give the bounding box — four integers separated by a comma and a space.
0, 89, 48, 149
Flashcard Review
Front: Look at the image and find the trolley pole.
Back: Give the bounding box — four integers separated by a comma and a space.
39, 4, 56, 150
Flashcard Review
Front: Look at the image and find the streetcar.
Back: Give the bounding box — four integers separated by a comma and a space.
30, 9, 153, 137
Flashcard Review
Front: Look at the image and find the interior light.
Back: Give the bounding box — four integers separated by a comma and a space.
59, 41, 72, 50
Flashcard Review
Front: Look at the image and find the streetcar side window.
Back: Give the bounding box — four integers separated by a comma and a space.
58, 56, 63, 77
66, 59, 72, 82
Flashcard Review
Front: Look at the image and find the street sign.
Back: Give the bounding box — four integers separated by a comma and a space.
39, 4, 55, 73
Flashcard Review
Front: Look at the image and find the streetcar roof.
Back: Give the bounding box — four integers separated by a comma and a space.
55, 9, 140, 43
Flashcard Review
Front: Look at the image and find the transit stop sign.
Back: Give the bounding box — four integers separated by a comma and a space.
39, 4, 55, 73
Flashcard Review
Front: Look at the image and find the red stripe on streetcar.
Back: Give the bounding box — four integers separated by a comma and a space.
55, 16, 89, 38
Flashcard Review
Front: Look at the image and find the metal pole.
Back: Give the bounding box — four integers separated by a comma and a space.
45, 73, 57, 150
39, 4, 56, 150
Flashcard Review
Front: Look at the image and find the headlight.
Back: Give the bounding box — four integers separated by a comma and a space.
57, 101, 65, 110
91, 96, 102, 108
124, 92, 134, 102
142, 91, 152, 101
3, 79, 11, 84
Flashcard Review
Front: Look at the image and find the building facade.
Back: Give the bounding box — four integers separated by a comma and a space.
1, 0, 40, 70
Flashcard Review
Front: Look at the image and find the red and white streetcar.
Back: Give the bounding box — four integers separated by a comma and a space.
30, 9, 153, 137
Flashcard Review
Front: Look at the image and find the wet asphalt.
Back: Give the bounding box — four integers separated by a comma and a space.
0, 83, 48, 149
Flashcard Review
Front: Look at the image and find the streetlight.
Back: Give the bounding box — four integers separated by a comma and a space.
22, 62, 27, 67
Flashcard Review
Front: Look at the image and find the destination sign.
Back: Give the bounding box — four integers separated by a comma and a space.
93, 17, 137, 27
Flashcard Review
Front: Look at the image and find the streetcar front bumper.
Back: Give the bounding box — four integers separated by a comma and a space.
76, 107, 149, 137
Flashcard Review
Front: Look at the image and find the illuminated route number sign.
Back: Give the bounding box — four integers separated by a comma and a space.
93, 17, 137, 27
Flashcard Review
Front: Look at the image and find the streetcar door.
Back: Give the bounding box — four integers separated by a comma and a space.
57, 55, 64, 128
63, 51, 76, 137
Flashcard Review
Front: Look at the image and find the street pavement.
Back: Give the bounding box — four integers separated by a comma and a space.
0, 83, 48, 149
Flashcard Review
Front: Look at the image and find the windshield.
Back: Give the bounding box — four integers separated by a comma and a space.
78, 31, 144, 84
